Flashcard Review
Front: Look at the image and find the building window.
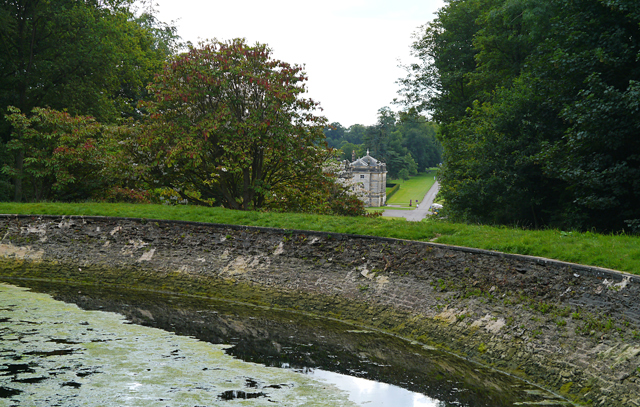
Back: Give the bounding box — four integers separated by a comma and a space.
360, 175, 365, 179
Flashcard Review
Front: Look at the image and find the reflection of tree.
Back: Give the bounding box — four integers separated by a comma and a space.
28, 282, 556, 407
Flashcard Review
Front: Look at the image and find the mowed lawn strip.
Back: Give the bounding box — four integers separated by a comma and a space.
1, 202, 638, 274
386, 170, 438, 207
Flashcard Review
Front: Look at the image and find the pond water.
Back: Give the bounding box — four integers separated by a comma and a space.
0, 280, 570, 406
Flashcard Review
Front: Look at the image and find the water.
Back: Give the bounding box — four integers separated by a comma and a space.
0, 280, 570, 406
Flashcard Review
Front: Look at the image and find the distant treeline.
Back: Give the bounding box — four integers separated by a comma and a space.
324, 108, 442, 180
398, 0, 640, 233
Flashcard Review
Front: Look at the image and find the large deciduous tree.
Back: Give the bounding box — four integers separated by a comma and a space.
0, 0, 178, 121
397, 0, 485, 122
130, 38, 329, 210
0, 0, 180, 201
399, 0, 640, 232
534, 0, 640, 232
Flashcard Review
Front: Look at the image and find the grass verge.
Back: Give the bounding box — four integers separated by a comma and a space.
386, 170, 438, 207
1, 202, 639, 273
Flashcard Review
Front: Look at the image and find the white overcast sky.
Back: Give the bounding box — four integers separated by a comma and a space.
152, 0, 445, 127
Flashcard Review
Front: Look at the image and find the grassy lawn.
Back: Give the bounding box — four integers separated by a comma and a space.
386, 170, 438, 207
1, 202, 639, 274
365, 207, 414, 212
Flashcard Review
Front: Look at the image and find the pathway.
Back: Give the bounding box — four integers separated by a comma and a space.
382, 181, 439, 222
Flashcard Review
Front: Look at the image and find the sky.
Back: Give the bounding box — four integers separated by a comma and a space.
152, 0, 446, 127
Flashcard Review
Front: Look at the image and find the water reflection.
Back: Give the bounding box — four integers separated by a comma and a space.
0, 279, 570, 406
305, 368, 439, 406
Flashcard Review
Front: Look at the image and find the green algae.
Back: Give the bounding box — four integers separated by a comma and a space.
0, 283, 356, 406
0, 253, 581, 407
0, 277, 575, 407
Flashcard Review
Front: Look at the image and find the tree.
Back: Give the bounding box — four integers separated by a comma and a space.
345, 124, 366, 145
268, 157, 367, 216
469, 0, 552, 94
132, 38, 329, 210
0, 0, 180, 200
397, 0, 485, 121
435, 78, 565, 227
0, 0, 179, 121
397, 109, 441, 170
2, 106, 114, 201
337, 142, 364, 162
399, 0, 640, 232
366, 107, 396, 157
323, 122, 346, 149
534, 0, 640, 231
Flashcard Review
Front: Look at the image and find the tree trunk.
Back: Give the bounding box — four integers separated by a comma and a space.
219, 175, 240, 210
13, 150, 24, 202
242, 168, 252, 210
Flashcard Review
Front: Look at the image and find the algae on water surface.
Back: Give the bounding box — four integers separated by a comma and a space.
0, 283, 356, 406
0, 279, 573, 407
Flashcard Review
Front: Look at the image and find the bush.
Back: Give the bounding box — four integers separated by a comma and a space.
386, 183, 401, 200
95, 187, 152, 204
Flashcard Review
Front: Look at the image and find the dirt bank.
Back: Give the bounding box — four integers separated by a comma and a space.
0, 214, 639, 406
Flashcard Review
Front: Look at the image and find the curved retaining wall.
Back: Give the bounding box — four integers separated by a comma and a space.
0, 214, 639, 406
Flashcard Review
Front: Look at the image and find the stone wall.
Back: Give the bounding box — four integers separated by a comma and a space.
1, 214, 639, 406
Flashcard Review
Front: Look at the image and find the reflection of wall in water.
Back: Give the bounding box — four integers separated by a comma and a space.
42, 282, 560, 407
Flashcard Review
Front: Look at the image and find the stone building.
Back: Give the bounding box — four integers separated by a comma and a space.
346, 151, 387, 207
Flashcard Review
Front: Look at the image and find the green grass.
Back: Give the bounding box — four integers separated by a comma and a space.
1, 202, 639, 274
386, 170, 438, 207
367, 207, 415, 212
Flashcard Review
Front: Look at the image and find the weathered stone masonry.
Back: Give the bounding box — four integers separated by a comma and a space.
0, 214, 639, 406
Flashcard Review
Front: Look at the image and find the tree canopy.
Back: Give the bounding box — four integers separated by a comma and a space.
0, 0, 181, 201
0, 3, 367, 216
126, 39, 332, 210
399, 0, 640, 232
0, 0, 179, 123
324, 108, 442, 179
